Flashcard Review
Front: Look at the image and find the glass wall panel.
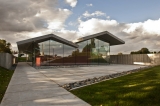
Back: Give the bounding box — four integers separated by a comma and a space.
88, 38, 99, 65
34, 40, 50, 66
63, 44, 76, 65
76, 40, 88, 65
32, 37, 110, 66
98, 40, 110, 64
49, 40, 63, 66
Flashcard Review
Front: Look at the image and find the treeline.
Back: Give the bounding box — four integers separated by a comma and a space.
130, 48, 160, 54
0, 39, 12, 54
117, 48, 160, 55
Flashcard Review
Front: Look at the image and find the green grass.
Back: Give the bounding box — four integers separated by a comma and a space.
71, 66, 160, 106
0, 66, 14, 103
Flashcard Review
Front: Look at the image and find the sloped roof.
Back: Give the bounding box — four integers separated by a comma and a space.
74, 31, 125, 46
17, 34, 78, 53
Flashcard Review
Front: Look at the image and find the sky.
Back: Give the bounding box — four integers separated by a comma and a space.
0, 0, 160, 54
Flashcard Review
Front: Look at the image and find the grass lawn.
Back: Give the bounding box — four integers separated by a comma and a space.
71, 66, 160, 106
0, 66, 14, 103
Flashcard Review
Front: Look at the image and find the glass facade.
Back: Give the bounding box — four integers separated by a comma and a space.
31, 38, 110, 66
63, 44, 76, 65
76, 38, 110, 65
49, 40, 63, 65
76, 40, 88, 65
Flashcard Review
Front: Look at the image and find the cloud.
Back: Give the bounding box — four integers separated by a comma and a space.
86, 4, 93, 7
83, 11, 107, 18
54, 29, 81, 41
123, 19, 160, 35
0, 0, 74, 51
65, 0, 78, 7
77, 16, 160, 54
47, 8, 72, 30
1, 1, 160, 54
78, 18, 119, 35
0, 0, 72, 32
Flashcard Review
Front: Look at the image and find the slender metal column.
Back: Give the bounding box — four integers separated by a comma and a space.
98, 39, 99, 65
87, 40, 88, 66
109, 42, 110, 65
32, 42, 33, 66
33, 41, 36, 66
63, 44, 64, 65
49, 39, 50, 66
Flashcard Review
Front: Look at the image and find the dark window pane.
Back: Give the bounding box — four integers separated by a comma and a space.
64, 44, 76, 65
49, 40, 63, 66
76, 41, 88, 65
98, 40, 110, 64
88, 38, 99, 65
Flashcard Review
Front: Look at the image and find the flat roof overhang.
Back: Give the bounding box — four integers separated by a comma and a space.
17, 34, 79, 53
74, 31, 125, 46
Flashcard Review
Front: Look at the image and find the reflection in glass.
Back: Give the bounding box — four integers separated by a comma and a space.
37, 40, 50, 66
99, 40, 110, 64
49, 40, 63, 65
76, 40, 88, 65
32, 37, 110, 66
64, 44, 76, 65
88, 38, 99, 65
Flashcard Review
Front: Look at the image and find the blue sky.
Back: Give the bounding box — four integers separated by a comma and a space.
70, 0, 160, 22
63, 0, 160, 30
0, 0, 160, 53
55, 0, 160, 30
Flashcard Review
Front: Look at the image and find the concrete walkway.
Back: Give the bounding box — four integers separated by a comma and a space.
38, 64, 146, 85
1, 63, 91, 106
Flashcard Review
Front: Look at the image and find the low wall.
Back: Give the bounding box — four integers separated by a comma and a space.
0, 53, 13, 69
110, 54, 160, 65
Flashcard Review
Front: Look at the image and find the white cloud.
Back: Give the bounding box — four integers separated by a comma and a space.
46, 8, 72, 30
78, 18, 118, 35
1, 0, 160, 54
68, 21, 77, 26
77, 16, 160, 54
86, 4, 93, 7
65, 0, 77, 7
123, 19, 160, 35
83, 11, 107, 18
0, 0, 73, 51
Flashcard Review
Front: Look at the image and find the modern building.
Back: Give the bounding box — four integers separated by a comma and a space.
17, 31, 125, 66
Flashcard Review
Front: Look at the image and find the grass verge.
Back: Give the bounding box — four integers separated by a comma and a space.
0, 66, 14, 103
71, 66, 160, 106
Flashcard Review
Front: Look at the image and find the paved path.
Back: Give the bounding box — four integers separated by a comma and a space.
38, 64, 146, 85
1, 63, 91, 106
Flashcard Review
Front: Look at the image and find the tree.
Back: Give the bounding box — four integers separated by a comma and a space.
141, 48, 150, 54
153, 51, 157, 54
130, 48, 150, 54
0, 39, 12, 54
118, 52, 123, 55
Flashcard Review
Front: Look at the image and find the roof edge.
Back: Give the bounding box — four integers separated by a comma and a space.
17, 34, 78, 48
74, 31, 125, 44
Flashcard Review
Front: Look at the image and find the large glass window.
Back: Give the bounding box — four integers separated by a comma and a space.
49, 40, 63, 66
76, 39, 110, 65
88, 38, 99, 65
36, 40, 50, 66
98, 40, 110, 64
32, 37, 110, 66
76, 40, 88, 65
64, 44, 76, 65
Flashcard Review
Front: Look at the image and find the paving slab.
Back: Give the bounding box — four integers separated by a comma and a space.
0, 63, 90, 106
39, 64, 146, 85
